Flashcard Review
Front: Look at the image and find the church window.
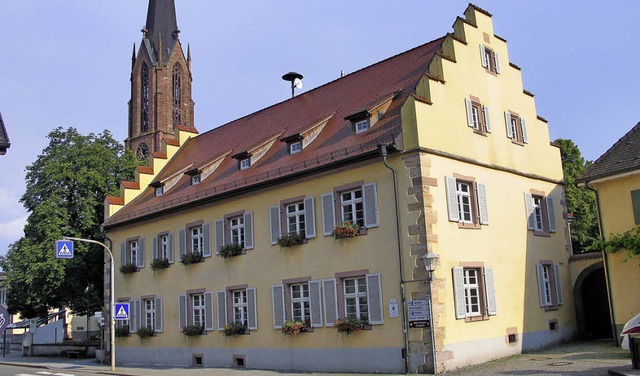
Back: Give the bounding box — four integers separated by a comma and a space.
141, 63, 150, 133
136, 143, 150, 161
173, 64, 182, 127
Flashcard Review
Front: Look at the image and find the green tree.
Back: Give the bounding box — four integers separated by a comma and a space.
0, 127, 139, 319
554, 138, 599, 253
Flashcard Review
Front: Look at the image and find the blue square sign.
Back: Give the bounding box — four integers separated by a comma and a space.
114, 303, 129, 321
56, 240, 74, 259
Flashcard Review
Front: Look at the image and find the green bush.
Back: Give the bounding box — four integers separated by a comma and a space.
180, 251, 203, 265
150, 258, 170, 271
182, 324, 205, 336
222, 321, 247, 336
119, 263, 138, 274
278, 232, 305, 247
219, 243, 243, 259
136, 326, 154, 339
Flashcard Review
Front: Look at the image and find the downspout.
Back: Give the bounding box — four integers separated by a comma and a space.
378, 144, 409, 374
584, 182, 618, 345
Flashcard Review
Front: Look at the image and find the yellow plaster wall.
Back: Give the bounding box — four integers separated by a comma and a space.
592, 174, 640, 326
108, 158, 406, 350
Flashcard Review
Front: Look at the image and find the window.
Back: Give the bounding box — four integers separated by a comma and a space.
291, 283, 310, 322
215, 212, 254, 253
160, 234, 170, 260
355, 119, 369, 134
120, 238, 146, 269
172, 64, 182, 127
144, 298, 156, 329
524, 192, 556, 235
178, 291, 214, 331
272, 280, 323, 328
480, 45, 500, 74
1, 287, 7, 307
536, 262, 563, 309
270, 197, 316, 245
289, 141, 302, 154
286, 202, 306, 235
153, 232, 174, 263
321, 272, 384, 326
240, 158, 250, 170
217, 287, 257, 331
452, 266, 497, 321
155, 186, 164, 197
632, 190, 640, 225
140, 63, 150, 132
191, 174, 201, 185
465, 98, 491, 133
129, 298, 163, 333
322, 182, 378, 236
178, 222, 212, 259
445, 176, 489, 227
504, 112, 528, 144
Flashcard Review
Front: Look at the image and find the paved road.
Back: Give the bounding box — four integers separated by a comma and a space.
0, 366, 93, 376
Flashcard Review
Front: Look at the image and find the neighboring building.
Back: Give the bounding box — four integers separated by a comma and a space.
103, 2, 575, 373
577, 122, 640, 344
0, 112, 10, 155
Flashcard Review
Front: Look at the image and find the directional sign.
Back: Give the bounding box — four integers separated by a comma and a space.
56, 240, 74, 259
408, 299, 431, 328
114, 303, 129, 321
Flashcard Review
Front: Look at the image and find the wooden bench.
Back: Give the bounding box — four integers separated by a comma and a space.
66, 350, 85, 358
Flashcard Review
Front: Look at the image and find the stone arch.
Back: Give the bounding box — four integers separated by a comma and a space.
573, 261, 611, 339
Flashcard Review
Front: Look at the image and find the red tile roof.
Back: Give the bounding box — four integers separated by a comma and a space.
104, 37, 445, 228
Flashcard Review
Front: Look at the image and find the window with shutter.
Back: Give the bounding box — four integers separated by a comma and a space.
216, 290, 227, 330
504, 111, 527, 144
445, 175, 489, 228
332, 271, 385, 326
272, 284, 285, 329
464, 97, 491, 134
322, 278, 338, 327
321, 193, 335, 236
452, 265, 497, 321
525, 191, 554, 236
536, 262, 562, 309
480, 45, 500, 74
632, 190, 640, 225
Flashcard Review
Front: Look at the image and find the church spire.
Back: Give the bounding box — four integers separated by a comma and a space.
144, 0, 179, 65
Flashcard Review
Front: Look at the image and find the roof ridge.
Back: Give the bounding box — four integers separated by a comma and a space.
590, 121, 640, 167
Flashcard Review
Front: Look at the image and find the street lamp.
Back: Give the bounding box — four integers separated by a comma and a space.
420, 252, 439, 281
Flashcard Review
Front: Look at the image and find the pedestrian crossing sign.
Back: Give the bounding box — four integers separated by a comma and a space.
115, 303, 129, 320
56, 240, 74, 259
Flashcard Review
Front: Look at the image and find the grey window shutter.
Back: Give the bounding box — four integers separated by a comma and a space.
202, 222, 212, 257
204, 291, 214, 331
215, 219, 224, 254
366, 273, 384, 325
178, 294, 187, 330
535, 264, 547, 307
483, 105, 492, 132
167, 231, 174, 263
554, 264, 563, 305
155, 297, 163, 332
546, 196, 556, 232
138, 238, 145, 268
480, 44, 488, 68
272, 284, 285, 329
452, 267, 466, 319
445, 176, 460, 222
178, 229, 186, 259
521, 117, 528, 143
504, 112, 514, 139
130, 300, 140, 333
304, 197, 316, 239
244, 212, 254, 250
269, 205, 281, 245
477, 183, 489, 225
322, 278, 338, 326
247, 287, 257, 330
363, 183, 379, 228
120, 242, 126, 267
309, 280, 323, 328
321, 193, 335, 236
632, 190, 640, 225
524, 193, 534, 230
216, 290, 227, 330
152, 236, 158, 260
494, 51, 501, 73
465, 98, 474, 128
484, 267, 497, 316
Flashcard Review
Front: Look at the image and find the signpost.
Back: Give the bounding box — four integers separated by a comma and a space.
114, 303, 129, 321
55, 240, 74, 259
408, 299, 431, 328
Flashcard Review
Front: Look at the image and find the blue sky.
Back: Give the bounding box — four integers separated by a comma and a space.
1, 1, 639, 257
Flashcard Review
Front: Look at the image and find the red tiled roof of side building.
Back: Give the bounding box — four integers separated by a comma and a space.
106, 196, 125, 205
104, 37, 446, 228
136, 165, 154, 175
121, 181, 140, 190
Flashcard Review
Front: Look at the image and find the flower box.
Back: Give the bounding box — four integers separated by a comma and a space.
136, 326, 155, 339
331, 222, 361, 239
114, 326, 130, 337
150, 258, 170, 271
180, 251, 203, 265
219, 243, 244, 259
222, 321, 247, 337
119, 263, 138, 274
334, 317, 370, 335
182, 324, 205, 336
282, 320, 311, 335
278, 232, 306, 247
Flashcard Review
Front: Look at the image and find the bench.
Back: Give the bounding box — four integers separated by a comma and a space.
66, 350, 85, 358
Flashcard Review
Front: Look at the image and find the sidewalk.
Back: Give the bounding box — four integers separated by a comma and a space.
0, 339, 637, 376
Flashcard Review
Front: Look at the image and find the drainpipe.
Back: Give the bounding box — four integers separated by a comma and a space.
584, 182, 618, 345
378, 144, 409, 374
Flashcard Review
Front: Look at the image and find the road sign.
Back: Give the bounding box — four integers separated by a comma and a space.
56, 240, 74, 259
0, 305, 9, 333
114, 303, 129, 321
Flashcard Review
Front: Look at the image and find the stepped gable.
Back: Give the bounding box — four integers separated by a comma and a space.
104, 36, 446, 227
578, 122, 640, 182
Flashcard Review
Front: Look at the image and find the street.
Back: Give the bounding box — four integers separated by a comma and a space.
0, 366, 92, 376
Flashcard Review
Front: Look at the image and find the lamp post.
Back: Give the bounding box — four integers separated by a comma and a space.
63, 237, 115, 371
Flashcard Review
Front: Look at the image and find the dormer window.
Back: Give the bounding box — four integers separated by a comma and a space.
240, 158, 251, 170
290, 141, 302, 154
191, 174, 201, 185
355, 119, 369, 134
155, 186, 164, 197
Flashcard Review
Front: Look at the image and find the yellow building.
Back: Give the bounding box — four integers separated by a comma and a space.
103, 3, 575, 373
577, 122, 640, 343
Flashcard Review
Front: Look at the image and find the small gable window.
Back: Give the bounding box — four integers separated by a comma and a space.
191, 174, 201, 186
290, 141, 302, 154
355, 119, 369, 134
155, 186, 164, 197
480, 45, 500, 74
240, 158, 251, 170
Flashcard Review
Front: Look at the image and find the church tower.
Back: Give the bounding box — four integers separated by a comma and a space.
126, 0, 194, 160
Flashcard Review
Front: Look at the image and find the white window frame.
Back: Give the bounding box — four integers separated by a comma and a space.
463, 269, 482, 317
456, 181, 474, 224
343, 277, 368, 320
541, 265, 553, 306
129, 240, 139, 267
160, 234, 170, 259
144, 298, 156, 330
286, 201, 306, 234
240, 158, 251, 170
233, 289, 248, 326
230, 216, 245, 247
290, 283, 310, 323
533, 196, 545, 231
190, 225, 204, 255
192, 293, 205, 328
289, 141, 302, 154
340, 188, 364, 227
355, 119, 369, 134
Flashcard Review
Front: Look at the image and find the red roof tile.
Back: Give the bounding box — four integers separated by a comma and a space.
136, 166, 154, 175
106, 196, 124, 205
121, 181, 140, 189
105, 37, 445, 228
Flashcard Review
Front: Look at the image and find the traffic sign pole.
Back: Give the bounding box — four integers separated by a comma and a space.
62, 236, 115, 371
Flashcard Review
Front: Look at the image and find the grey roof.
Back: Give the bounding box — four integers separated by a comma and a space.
143, 0, 179, 65
0, 112, 10, 155
578, 121, 640, 182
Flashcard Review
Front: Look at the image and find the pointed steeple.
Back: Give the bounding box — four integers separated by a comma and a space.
144, 0, 179, 65
187, 43, 191, 71
131, 43, 136, 71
